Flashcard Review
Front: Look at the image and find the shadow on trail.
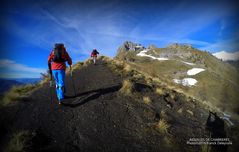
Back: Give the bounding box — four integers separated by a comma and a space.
206, 111, 228, 152
62, 84, 122, 108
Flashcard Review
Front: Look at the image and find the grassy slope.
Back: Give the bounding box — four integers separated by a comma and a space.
116, 47, 239, 115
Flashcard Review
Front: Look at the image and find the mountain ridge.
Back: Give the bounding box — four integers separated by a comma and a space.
116, 41, 239, 115
0, 45, 239, 151
1, 58, 211, 152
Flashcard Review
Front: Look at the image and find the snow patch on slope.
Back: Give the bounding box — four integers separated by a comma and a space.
187, 68, 205, 76
182, 61, 195, 65
213, 51, 239, 61
173, 78, 198, 86
174, 68, 205, 87
137, 49, 169, 61
136, 50, 205, 87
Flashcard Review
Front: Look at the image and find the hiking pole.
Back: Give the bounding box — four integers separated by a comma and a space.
70, 66, 77, 97
49, 70, 53, 105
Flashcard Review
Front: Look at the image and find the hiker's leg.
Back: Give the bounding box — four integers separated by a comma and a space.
52, 70, 60, 100
58, 70, 66, 101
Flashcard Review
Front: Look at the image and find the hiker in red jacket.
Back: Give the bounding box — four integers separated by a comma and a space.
91, 48, 99, 65
48, 43, 72, 104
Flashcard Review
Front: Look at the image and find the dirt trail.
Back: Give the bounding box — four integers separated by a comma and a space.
1, 59, 231, 152
0, 60, 168, 152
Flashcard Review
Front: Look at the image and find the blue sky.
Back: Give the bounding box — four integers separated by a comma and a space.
0, 0, 238, 78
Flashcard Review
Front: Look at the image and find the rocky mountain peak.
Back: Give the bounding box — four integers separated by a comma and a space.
148, 44, 157, 49
167, 43, 193, 49
117, 41, 145, 53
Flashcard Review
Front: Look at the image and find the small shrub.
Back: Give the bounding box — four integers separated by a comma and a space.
106, 59, 125, 74
65, 62, 84, 75
119, 80, 133, 96
133, 73, 144, 80
100, 56, 112, 62
114, 60, 124, 67
177, 108, 183, 113
1, 84, 39, 106
83, 58, 93, 66
145, 77, 154, 86
156, 118, 170, 134
2, 91, 18, 105
155, 88, 164, 96
39, 73, 50, 85
152, 77, 162, 84
160, 110, 168, 120
71, 62, 84, 72
143, 96, 151, 104
123, 64, 132, 72
170, 93, 175, 100
186, 109, 194, 116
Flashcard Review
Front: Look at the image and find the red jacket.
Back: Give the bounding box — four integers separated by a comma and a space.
91, 52, 97, 57
48, 50, 72, 70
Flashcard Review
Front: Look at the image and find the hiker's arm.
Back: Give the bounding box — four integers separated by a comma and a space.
47, 51, 53, 75
47, 51, 53, 64
65, 51, 72, 65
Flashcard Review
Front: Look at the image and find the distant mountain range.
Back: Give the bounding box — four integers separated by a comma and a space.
7, 78, 41, 84
0, 78, 41, 95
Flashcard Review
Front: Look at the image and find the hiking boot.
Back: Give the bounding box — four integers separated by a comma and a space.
58, 99, 63, 105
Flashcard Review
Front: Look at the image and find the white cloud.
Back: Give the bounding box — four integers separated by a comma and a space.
0, 59, 46, 78
213, 51, 239, 61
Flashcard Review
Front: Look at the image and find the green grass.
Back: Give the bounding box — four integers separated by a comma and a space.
143, 96, 151, 104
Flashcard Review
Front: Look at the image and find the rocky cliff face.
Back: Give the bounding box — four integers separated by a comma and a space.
117, 42, 203, 61
117, 41, 145, 53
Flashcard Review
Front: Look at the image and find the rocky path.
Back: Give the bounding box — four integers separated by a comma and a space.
0, 60, 166, 152
1, 59, 232, 152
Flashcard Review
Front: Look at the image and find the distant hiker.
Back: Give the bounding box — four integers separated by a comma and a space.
91, 48, 99, 65
206, 111, 227, 152
48, 43, 72, 104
